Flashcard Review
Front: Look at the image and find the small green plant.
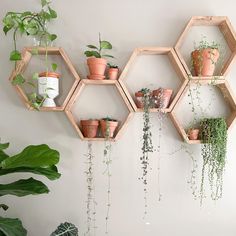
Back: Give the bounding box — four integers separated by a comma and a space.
199, 117, 227, 204
139, 88, 154, 217
51, 222, 78, 236
0, 140, 61, 236
84, 33, 114, 58
194, 38, 220, 50
107, 63, 118, 68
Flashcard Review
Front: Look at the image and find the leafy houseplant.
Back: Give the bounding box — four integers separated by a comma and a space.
107, 63, 119, 80
51, 222, 78, 236
0, 141, 61, 236
2, 0, 59, 110
199, 118, 227, 204
85, 34, 114, 80
191, 39, 220, 76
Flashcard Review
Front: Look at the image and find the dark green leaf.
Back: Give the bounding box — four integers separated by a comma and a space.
51, 222, 78, 236
48, 7, 57, 18
102, 54, 114, 58
41, 0, 48, 7
100, 41, 112, 49
0, 166, 61, 180
12, 74, 25, 85
3, 26, 12, 35
84, 50, 101, 58
0, 204, 9, 211
0, 216, 27, 236
0, 151, 9, 163
0, 178, 49, 197
0, 143, 9, 151
49, 34, 57, 42
51, 63, 57, 72
21, 11, 32, 17
0, 144, 59, 169
86, 45, 98, 50
9, 51, 21, 61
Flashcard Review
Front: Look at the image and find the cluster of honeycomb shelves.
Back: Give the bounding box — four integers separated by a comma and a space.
9, 16, 236, 143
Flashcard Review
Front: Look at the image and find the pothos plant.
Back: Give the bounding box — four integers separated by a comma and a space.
51, 222, 79, 236
2, 0, 58, 109
0, 140, 61, 236
138, 88, 154, 216
199, 117, 227, 204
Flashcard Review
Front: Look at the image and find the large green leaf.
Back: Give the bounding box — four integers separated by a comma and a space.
0, 151, 9, 163
51, 222, 78, 236
0, 145, 59, 169
100, 40, 112, 49
0, 217, 27, 236
0, 166, 61, 180
0, 143, 9, 151
0, 178, 49, 197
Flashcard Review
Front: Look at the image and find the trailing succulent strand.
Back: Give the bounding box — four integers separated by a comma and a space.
199, 118, 227, 204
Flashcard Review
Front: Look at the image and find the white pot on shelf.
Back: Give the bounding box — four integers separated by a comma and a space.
38, 72, 60, 107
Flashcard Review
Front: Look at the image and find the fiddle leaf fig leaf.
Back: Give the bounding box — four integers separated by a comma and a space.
0, 144, 59, 169
0, 216, 27, 236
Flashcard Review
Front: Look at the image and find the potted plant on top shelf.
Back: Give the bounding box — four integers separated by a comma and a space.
3, 0, 59, 110
84, 33, 114, 80
191, 39, 220, 77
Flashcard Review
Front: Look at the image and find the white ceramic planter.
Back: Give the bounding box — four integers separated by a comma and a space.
38, 73, 59, 107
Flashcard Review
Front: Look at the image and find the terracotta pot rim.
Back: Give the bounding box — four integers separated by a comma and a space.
100, 119, 118, 126
81, 120, 99, 125
87, 57, 107, 64
39, 72, 60, 78
109, 67, 119, 71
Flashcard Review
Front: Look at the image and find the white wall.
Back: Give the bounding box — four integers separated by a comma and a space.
1, 0, 236, 235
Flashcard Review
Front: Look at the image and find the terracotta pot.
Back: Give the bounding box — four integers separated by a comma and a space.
191, 48, 219, 76
100, 119, 118, 138
87, 58, 107, 79
152, 88, 173, 109
188, 128, 200, 140
81, 120, 99, 138
108, 68, 119, 80
135, 91, 145, 108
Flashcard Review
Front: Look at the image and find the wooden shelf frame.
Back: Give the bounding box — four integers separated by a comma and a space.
169, 79, 236, 144
64, 79, 134, 141
9, 47, 81, 111
175, 16, 236, 79
118, 47, 189, 113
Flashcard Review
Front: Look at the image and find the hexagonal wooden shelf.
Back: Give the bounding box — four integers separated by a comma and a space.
118, 47, 188, 112
175, 16, 236, 79
65, 79, 134, 141
9, 47, 80, 111
169, 79, 236, 144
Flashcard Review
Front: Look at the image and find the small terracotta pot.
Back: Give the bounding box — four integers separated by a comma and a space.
135, 91, 145, 108
108, 68, 119, 80
87, 58, 107, 79
188, 128, 200, 140
81, 120, 99, 138
191, 48, 219, 76
152, 88, 173, 109
100, 119, 118, 138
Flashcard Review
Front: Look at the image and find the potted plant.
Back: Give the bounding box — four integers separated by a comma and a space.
135, 88, 154, 109
0, 140, 61, 235
2, 0, 58, 110
84, 33, 114, 80
107, 63, 119, 80
191, 39, 220, 76
152, 88, 173, 109
199, 117, 227, 204
80, 119, 99, 138
100, 117, 118, 138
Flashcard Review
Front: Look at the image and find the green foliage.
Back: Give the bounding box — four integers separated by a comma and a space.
199, 118, 227, 204
0, 140, 61, 234
84, 33, 114, 58
194, 37, 220, 50
51, 222, 78, 236
0, 217, 27, 236
107, 63, 118, 68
